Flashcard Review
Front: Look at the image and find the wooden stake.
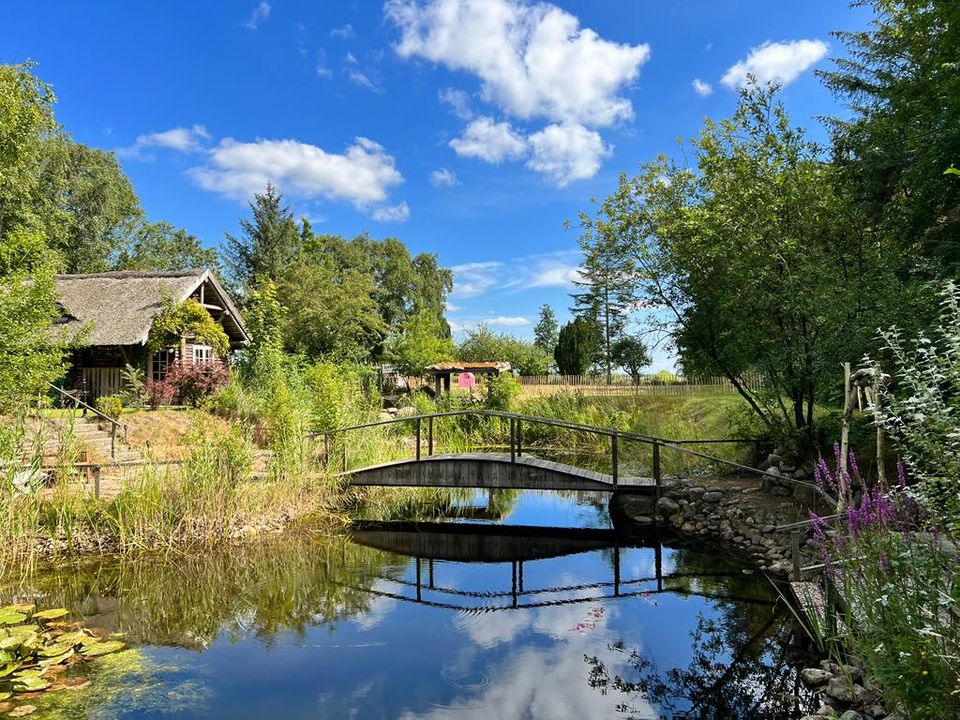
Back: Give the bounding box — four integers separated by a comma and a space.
840, 362, 851, 478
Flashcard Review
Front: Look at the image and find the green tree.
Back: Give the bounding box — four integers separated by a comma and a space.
553, 317, 601, 375
0, 230, 66, 409
224, 183, 300, 292
386, 310, 455, 377
116, 221, 218, 272
38, 137, 142, 272
820, 0, 960, 268
579, 85, 910, 447
610, 335, 651, 384
533, 304, 559, 355
457, 325, 551, 375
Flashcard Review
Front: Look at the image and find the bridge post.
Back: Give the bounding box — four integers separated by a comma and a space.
652, 440, 662, 498
428, 416, 434, 456
611, 433, 619, 487
510, 418, 516, 463
416, 417, 422, 461
323, 434, 330, 468
517, 419, 522, 457
613, 544, 620, 597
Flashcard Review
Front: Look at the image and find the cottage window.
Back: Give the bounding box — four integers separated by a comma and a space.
191, 345, 213, 364
152, 349, 176, 382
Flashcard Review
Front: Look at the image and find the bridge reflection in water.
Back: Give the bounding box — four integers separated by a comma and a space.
343, 520, 771, 612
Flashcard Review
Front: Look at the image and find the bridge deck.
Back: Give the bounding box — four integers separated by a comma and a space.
339, 452, 656, 493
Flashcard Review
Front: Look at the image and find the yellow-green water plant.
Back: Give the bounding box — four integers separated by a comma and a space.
0, 603, 126, 712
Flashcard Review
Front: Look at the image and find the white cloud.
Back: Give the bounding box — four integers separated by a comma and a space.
245, 1, 271, 30
526, 123, 610, 186
371, 202, 411, 222
189, 136, 404, 213
445, 301, 462, 312
487, 316, 529, 327
430, 168, 459, 187
438, 87, 473, 120
450, 261, 502, 298
347, 69, 380, 92
330, 23, 355, 39
692, 78, 713, 97
450, 117, 527, 163
721, 39, 829, 89
316, 65, 333, 78
345, 51, 358, 64
115, 125, 211, 159
386, 0, 649, 127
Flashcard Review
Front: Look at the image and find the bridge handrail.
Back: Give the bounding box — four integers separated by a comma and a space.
312, 409, 837, 508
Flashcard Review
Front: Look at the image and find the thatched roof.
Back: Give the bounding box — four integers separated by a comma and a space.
54, 269, 250, 348
424, 362, 512, 374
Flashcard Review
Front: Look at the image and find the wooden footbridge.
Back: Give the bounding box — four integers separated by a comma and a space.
311, 409, 825, 499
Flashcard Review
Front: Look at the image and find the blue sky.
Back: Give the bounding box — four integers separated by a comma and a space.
3, 1, 868, 369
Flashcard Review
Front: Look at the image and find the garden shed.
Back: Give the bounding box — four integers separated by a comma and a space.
424, 362, 512, 396
53, 269, 250, 400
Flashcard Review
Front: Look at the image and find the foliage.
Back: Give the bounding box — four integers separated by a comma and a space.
578, 85, 914, 449
304, 361, 354, 431
610, 335, 652, 384
869, 282, 960, 526
554, 317, 602, 375
820, 0, 960, 267
486, 372, 520, 411
387, 310, 455, 377
144, 379, 175, 410
0, 229, 66, 410
119, 363, 146, 408
166, 360, 230, 407
456, 324, 551, 375
37, 135, 142, 272
243, 279, 284, 359
223, 183, 300, 292
147, 297, 229, 356
533, 304, 559, 355
809, 455, 960, 720
95, 395, 123, 420
116, 221, 218, 272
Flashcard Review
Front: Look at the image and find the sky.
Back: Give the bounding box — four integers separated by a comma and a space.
2, 0, 870, 369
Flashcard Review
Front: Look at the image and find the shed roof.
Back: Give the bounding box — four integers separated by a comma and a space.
424, 362, 512, 374
54, 269, 250, 348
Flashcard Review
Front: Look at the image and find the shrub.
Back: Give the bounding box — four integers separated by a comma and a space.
145, 379, 175, 409
167, 360, 230, 407
486, 372, 520, 411
95, 395, 123, 420
119, 363, 147, 408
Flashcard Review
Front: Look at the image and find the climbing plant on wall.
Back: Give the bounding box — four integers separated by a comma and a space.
148, 296, 229, 356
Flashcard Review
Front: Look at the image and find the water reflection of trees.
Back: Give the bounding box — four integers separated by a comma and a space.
0, 529, 406, 650
585, 546, 816, 719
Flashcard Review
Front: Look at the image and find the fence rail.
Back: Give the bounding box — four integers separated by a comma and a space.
517, 373, 763, 396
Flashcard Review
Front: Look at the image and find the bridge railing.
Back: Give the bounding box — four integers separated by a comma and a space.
309, 410, 837, 509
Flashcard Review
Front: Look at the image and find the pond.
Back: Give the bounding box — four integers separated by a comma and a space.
1, 490, 816, 719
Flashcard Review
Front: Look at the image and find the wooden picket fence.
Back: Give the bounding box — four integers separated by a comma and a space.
518, 373, 763, 397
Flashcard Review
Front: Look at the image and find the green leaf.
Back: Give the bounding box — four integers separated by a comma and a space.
80, 640, 125, 657
12, 676, 50, 692
0, 605, 34, 615
38, 649, 73, 667
31, 609, 68, 621
0, 691, 10, 701
0, 613, 27, 625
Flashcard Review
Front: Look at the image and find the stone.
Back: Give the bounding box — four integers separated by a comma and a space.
841, 665, 864, 683
839, 712, 864, 720
825, 677, 856, 704
655, 497, 680, 516
866, 705, 886, 718
631, 515, 654, 525
770, 486, 791, 496
881, 710, 907, 720
702, 491, 722, 503
395, 406, 418, 419
766, 465, 782, 476
377, 412, 394, 422
680, 522, 696, 533
800, 668, 831, 686
766, 453, 782, 466
762, 524, 775, 533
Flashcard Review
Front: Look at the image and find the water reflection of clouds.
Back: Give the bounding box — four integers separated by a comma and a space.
351, 579, 399, 631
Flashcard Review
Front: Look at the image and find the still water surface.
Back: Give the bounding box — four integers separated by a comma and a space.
2, 491, 815, 719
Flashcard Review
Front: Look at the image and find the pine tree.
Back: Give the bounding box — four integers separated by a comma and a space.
533, 304, 559, 355
553, 318, 601, 376
223, 183, 300, 292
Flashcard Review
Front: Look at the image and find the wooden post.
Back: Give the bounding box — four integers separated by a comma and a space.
872, 369, 887, 487
791, 531, 802, 581
511, 561, 518, 608
416, 417, 422, 461
93, 465, 101, 500
613, 544, 620, 597
110, 424, 116, 460
428, 416, 434, 456
516, 419, 523, 457
416, 557, 422, 602
323, 434, 330, 468
611, 433, 619, 487
510, 418, 516, 463
655, 542, 663, 592
652, 440, 661, 498
429, 558, 435, 589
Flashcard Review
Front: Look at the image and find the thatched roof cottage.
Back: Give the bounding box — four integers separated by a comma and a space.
54, 269, 249, 399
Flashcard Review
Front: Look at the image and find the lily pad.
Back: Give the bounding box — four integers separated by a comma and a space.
31, 609, 69, 622
12, 669, 46, 680
37, 642, 74, 658
12, 676, 50, 692
0, 663, 18, 678
38, 649, 74, 667
0, 605, 34, 615
0, 635, 22, 651
0, 612, 27, 626
8, 705, 37, 717
0, 692, 10, 701
81, 640, 125, 657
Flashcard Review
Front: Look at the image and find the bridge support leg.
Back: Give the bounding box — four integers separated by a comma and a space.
511, 561, 518, 607
611, 433, 619, 487
652, 441, 661, 498
416, 557, 422, 602
416, 417, 422, 461
428, 417, 434, 456
613, 544, 620, 597
510, 418, 516, 463
655, 542, 663, 593
517, 420, 522, 457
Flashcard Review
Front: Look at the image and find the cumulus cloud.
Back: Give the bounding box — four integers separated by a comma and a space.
692, 78, 713, 97
721, 39, 829, 89
450, 250, 582, 299
245, 1, 271, 30
526, 123, 610, 186
438, 87, 473, 120
487, 316, 529, 327
371, 202, 411, 222
330, 23, 355, 39
450, 117, 527, 163
430, 168, 459, 187
450, 261, 502, 298
115, 125, 210, 159
189, 136, 404, 214
386, 0, 649, 127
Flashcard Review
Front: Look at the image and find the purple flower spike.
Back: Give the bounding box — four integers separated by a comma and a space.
896, 461, 907, 489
